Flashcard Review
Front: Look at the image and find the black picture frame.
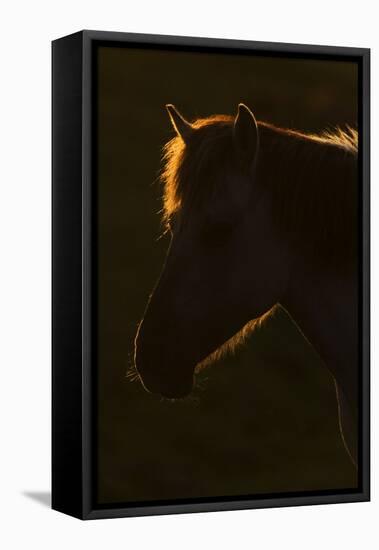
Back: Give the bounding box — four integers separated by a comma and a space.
52, 30, 370, 520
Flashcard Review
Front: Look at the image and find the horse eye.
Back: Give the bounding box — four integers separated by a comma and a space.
200, 220, 234, 246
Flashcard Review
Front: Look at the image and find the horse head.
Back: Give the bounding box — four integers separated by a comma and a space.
134, 104, 288, 397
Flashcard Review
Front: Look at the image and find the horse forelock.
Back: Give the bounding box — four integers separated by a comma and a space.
161, 115, 234, 226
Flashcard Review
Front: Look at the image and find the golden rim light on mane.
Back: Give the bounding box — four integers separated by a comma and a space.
160, 113, 358, 269
161, 115, 358, 224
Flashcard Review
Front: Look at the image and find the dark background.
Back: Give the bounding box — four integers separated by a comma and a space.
96, 45, 358, 504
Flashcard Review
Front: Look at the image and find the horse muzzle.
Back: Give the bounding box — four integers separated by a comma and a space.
137, 364, 194, 399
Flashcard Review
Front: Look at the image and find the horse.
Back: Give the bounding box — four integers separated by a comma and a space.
134, 103, 359, 466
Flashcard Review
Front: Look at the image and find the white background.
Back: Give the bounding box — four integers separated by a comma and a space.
0, 1, 376, 547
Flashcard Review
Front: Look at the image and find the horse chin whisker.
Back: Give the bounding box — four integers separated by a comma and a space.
159, 390, 201, 406
126, 362, 141, 383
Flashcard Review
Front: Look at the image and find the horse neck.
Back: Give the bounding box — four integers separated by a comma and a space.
256, 126, 359, 408
281, 263, 358, 408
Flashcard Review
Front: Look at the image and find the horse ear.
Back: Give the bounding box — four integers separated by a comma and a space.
233, 103, 259, 168
166, 104, 194, 143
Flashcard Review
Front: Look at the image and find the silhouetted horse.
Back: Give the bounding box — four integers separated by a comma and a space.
134, 103, 358, 466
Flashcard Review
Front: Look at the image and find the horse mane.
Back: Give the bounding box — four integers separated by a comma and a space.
161, 114, 358, 268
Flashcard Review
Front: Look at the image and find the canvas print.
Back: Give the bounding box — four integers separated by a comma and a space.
95, 45, 360, 506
